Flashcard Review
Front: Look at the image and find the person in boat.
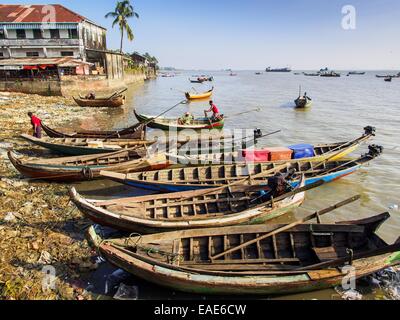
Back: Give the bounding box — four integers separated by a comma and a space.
28, 112, 42, 138
85, 91, 96, 100
178, 112, 194, 125
204, 100, 222, 121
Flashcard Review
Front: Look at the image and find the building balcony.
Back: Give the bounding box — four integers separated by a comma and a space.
0, 38, 82, 47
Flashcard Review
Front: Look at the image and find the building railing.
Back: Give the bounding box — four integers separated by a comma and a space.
0, 38, 82, 46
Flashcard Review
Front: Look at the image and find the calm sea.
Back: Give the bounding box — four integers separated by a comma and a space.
76, 70, 400, 300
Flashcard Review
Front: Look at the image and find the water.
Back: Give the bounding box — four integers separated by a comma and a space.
75, 70, 400, 300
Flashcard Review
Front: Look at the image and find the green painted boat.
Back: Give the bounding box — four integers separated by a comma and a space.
20, 134, 151, 156
87, 212, 400, 296
134, 110, 225, 131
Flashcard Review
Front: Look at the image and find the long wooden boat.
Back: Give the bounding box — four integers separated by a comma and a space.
73, 95, 125, 108
87, 212, 400, 295
167, 126, 377, 166
294, 96, 312, 109
42, 123, 146, 140
8, 150, 169, 182
70, 177, 307, 234
134, 110, 225, 131
185, 87, 214, 100
20, 134, 151, 156
100, 145, 382, 192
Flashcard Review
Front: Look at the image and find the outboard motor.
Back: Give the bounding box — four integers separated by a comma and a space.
364, 126, 376, 137
254, 128, 263, 139
367, 144, 384, 158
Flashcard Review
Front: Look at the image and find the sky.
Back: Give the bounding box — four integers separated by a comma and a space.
2, 0, 400, 70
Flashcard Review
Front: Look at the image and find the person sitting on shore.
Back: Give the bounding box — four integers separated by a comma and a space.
28, 112, 42, 139
204, 100, 222, 121
178, 112, 194, 125
85, 92, 96, 100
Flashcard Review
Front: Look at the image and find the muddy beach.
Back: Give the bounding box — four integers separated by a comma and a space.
0, 92, 112, 300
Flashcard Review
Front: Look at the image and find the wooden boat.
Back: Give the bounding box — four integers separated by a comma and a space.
8, 150, 169, 182
185, 87, 214, 100
87, 211, 400, 295
73, 95, 125, 108
20, 134, 151, 156
320, 71, 341, 78
42, 123, 146, 140
70, 176, 308, 234
100, 145, 382, 192
348, 71, 365, 76
134, 110, 225, 131
294, 96, 313, 109
166, 126, 377, 166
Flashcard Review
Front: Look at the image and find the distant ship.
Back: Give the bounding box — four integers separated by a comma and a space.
265, 67, 292, 73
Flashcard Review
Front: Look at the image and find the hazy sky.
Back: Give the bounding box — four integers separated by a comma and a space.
2, 0, 400, 69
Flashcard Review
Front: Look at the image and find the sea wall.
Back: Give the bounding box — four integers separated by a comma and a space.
0, 69, 152, 97
0, 80, 62, 96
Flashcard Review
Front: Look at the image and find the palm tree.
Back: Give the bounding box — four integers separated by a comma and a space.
105, 0, 139, 54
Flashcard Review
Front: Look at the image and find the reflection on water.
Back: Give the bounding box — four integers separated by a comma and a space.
73, 71, 400, 300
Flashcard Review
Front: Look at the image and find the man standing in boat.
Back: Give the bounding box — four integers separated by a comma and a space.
28, 112, 42, 139
204, 100, 222, 121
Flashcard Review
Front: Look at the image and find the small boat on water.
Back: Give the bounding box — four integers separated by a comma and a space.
320, 71, 341, 78
266, 67, 292, 73
20, 134, 152, 156
73, 89, 127, 108
86, 211, 400, 296
42, 123, 146, 140
8, 150, 169, 182
189, 76, 213, 83
376, 73, 399, 78
255, 72, 262, 75
294, 96, 312, 109
134, 110, 225, 131
70, 176, 308, 234
185, 87, 214, 100
347, 71, 366, 76
384, 77, 392, 82
166, 127, 377, 166
100, 145, 382, 193
303, 73, 320, 77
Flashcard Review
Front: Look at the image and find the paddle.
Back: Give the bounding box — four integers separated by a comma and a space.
141, 99, 188, 126
175, 162, 291, 204
225, 107, 262, 119
107, 88, 128, 100
210, 195, 361, 261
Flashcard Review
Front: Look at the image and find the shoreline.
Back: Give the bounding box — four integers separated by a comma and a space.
0, 91, 117, 300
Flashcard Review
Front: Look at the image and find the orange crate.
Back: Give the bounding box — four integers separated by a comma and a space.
263, 147, 293, 161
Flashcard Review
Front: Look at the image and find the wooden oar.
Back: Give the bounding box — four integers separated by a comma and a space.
210, 195, 361, 261
225, 108, 262, 119
175, 162, 291, 203
107, 88, 128, 100
141, 99, 188, 126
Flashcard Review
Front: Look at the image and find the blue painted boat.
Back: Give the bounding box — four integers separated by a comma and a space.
100, 145, 382, 193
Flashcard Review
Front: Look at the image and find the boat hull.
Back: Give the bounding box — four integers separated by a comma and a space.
134, 110, 224, 131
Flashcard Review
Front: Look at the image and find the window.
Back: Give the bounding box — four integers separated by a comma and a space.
16, 29, 26, 39
50, 29, 60, 39
0, 52, 4, 57
33, 29, 42, 39
0, 29, 5, 39
68, 29, 78, 39
61, 51, 74, 57
26, 52, 39, 57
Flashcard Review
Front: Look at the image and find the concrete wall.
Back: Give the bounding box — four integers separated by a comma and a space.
0, 79, 61, 96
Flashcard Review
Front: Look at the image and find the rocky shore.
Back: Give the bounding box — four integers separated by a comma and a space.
0, 92, 110, 300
